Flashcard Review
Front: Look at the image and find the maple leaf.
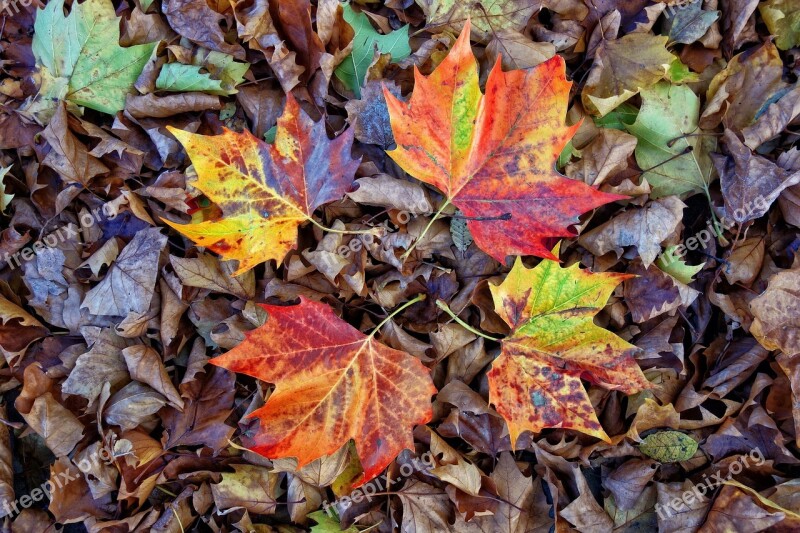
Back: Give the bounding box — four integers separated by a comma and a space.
384, 21, 622, 264
164, 95, 360, 275
210, 297, 436, 485
487, 252, 650, 443
28, 0, 157, 123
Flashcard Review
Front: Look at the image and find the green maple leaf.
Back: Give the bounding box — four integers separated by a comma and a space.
28, 0, 157, 123
334, 3, 410, 97
156, 51, 248, 96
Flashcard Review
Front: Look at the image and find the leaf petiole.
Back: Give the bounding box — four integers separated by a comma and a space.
370, 294, 427, 338
435, 300, 501, 342
399, 199, 452, 262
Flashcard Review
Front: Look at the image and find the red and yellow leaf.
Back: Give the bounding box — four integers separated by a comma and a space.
210, 298, 436, 485
488, 252, 651, 444
384, 20, 623, 263
164, 95, 359, 275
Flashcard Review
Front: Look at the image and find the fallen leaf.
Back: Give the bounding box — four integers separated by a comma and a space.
582, 33, 674, 116
163, 95, 359, 274
626, 82, 716, 198
759, 0, 800, 50
385, 21, 623, 263
416, 0, 540, 42
488, 252, 650, 444
751, 265, 800, 355
334, 3, 410, 97
639, 431, 698, 462
579, 196, 686, 267
81, 228, 167, 317
27, 0, 156, 122
210, 297, 436, 485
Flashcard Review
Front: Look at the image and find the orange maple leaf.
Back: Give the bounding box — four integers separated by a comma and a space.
384, 20, 623, 263
164, 95, 360, 275
210, 297, 436, 485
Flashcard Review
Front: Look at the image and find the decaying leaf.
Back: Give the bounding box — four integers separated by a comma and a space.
488, 252, 650, 444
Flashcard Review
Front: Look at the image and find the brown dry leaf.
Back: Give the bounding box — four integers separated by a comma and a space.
170, 253, 255, 299
582, 33, 674, 116
566, 128, 637, 187
700, 42, 789, 131
15, 364, 84, 457
347, 174, 433, 213
751, 265, 800, 355
713, 130, 800, 225
82, 228, 167, 317
603, 458, 658, 511
62, 328, 132, 405
428, 428, 482, 496
397, 479, 453, 532
655, 480, 709, 531
701, 483, 786, 531
163, 0, 245, 59
0, 294, 48, 363
485, 30, 556, 71
122, 345, 184, 409
723, 235, 765, 286
41, 104, 110, 186
580, 197, 685, 267
742, 85, 800, 149
211, 464, 280, 515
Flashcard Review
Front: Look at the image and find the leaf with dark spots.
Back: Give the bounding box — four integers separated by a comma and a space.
488, 250, 651, 444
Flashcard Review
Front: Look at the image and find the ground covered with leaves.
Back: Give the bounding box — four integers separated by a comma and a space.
1, 0, 800, 531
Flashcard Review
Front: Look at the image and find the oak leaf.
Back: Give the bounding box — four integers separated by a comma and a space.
384, 21, 622, 264
488, 253, 650, 444
164, 95, 359, 274
210, 298, 436, 485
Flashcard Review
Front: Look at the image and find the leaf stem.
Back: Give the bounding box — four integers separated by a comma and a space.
369, 294, 427, 338
308, 217, 379, 236
435, 300, 501, 342
400, 199, 452, 262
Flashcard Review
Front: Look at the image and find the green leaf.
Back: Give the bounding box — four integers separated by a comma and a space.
760, 0, 800, 50
626, 82, 716, 198
308, 510, 360, 533
157, 64, 225, 93
334, 3, 411, 97
593, 102, 638, 130
29, 0, 157, 122
0, 167, 13, 214
157, 50, 248, 96
656, 246, 705, 284
639, 431, 698, 463
666, 58, 699, 83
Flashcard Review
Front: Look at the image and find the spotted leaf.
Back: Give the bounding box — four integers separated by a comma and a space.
210, 298, 436, 485
164, 95, 359, 275
384, 21, 623, 264
488, 251, 651, 444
